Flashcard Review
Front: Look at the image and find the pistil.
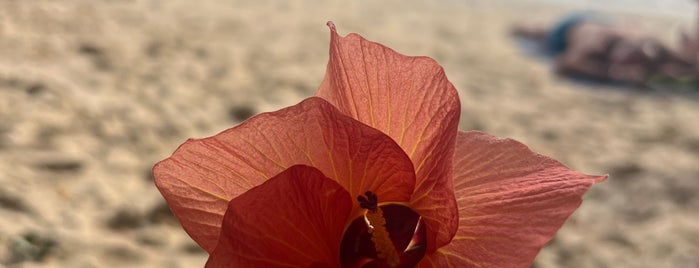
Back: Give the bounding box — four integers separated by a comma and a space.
358, 192, 400, 266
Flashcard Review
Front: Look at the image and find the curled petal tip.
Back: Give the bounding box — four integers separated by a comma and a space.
595, 174, 609, 183
326, 21, 336, 32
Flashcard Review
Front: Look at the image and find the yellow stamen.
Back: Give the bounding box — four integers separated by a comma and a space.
365, 207, 400, 267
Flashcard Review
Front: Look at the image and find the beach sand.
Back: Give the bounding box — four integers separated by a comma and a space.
1, 0, 698, 267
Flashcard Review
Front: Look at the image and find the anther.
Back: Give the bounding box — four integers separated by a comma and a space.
357, 191, 378, 212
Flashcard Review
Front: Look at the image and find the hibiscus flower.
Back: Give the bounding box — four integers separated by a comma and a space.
153, 22, 606, 267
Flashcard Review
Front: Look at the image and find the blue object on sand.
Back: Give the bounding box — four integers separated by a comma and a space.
546, 12, 609, 56
546, 13, 597, 55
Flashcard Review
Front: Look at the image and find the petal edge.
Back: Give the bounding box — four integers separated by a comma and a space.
419, 131, 605, 267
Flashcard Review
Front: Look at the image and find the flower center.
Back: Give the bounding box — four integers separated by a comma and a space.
340, 191, 426, 268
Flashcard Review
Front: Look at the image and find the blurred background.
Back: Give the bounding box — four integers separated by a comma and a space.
0, 0, 697, 267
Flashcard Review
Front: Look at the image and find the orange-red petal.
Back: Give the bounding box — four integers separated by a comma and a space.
419, 131, 606, 267
153, 97, 416, 252
316, 23, 461, 251
206, 165, 351, 268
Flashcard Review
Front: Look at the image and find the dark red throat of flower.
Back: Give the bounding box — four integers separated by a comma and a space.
341, 192, 426, 268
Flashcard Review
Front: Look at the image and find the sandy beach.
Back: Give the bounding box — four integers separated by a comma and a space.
1, 0, 698, 267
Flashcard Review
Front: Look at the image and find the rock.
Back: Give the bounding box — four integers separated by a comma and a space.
180, 242, 206, 255
136, 232, 166, 248
5, 232, 57, 264
147, 202, 179, 226
77, 43, 112, 71
0, 189, 32, 213
102, 244, 144, 264
228, 105, 256, 122
25, 83, 46, 96
37, 160, 83, 173
106, 208, 145, 230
